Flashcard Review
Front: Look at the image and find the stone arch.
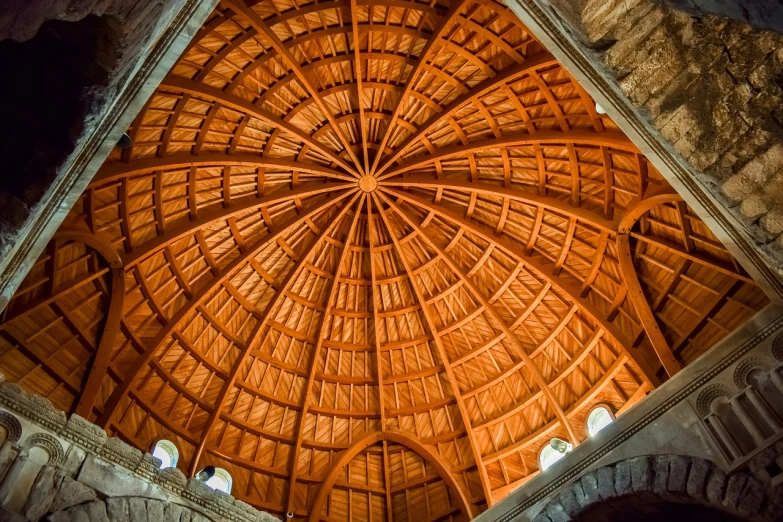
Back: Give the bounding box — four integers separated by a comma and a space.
532, 455, 777, 522
0, 412, 22, 444
733, 357, 774, 389
695, 383, 733, 417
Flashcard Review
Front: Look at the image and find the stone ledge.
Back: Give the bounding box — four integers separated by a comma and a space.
0, 375, 278, 522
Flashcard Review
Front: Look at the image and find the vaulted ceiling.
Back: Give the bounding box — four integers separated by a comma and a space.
0, 0, 769, 520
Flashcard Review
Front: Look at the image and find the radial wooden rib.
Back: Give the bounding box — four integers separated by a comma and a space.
373, 193, 491, 508
95, 190, 353, 428
377, 191, 581, 446
226, 0, 365, 175
0, 0, 770, 518
189, 192, 362, 475
369, 0, 472, 175
284, 195, 365, 516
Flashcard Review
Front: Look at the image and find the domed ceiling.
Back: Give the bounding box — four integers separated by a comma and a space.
0, 0, 769, 520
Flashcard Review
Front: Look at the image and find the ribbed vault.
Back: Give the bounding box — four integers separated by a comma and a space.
0, 0, 770, 520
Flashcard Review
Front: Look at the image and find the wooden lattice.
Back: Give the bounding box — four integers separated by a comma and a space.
0, 0, 769, 520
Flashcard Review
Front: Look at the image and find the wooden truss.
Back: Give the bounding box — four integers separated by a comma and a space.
0, 0, 768, 521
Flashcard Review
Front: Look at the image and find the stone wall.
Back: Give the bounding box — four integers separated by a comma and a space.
476, 304, 783, 521
0, 375, 278, 522
535, 0, 783, 275
0, 0, 217, 312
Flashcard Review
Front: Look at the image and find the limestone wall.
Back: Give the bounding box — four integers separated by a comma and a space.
0, 376, 278, 522
538, 0, 783, 274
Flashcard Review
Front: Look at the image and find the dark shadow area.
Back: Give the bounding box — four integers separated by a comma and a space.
661, 0, 783, 35
0, 14, 120, 229
574, 495, 751, 522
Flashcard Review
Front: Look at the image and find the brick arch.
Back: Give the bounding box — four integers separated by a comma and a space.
532, 455, 778, 522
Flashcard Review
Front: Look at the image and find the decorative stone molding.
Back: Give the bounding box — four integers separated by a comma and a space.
772, 332, 783, 361
23, 433, 64, 467
0, 377, 279, 522
0, 412, 22, 444
59, 414, 106, 452
0, 383, 66, 433
695, 383, 733, 416
733, 356, 773, 388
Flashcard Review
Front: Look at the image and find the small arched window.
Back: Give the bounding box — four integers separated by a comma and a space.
539, 438, 572, 471
203, 467, 232, 494
587, 406, 614, 437
151, 439, 179, 469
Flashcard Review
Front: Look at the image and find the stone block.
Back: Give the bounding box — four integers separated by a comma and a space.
737, 476, 766, 517
667, 455, 690, 493
706, 469, 728, 505
579, 473, 600, 506
59, 414, 107, 453
51, 475, 97, 512
158, 467, 187, 494
23, 464, 63, 520
106, 497, 130, 522
629, 456, 653, 492
128, 497, 148, 522
147, 499, 164, 521
614, 460, 632, 496
101, 437, 143, 471
557, 486, 581, 517
135, 454, 159, 483
653, 456, 672, 495
0, 442, 20, 483
0, 383, 66, 433
77, 454, 163, 500
686, 458, 712, 499
61, 445, 87, 478
596, 467, 616, 500
723, 472, 750, 511
162, 502, 182, 522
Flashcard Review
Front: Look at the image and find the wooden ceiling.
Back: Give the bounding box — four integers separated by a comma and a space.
0, 0, 769, 520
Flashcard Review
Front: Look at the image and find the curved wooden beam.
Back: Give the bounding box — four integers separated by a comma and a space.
109, 181, 351, 268
379, 130, 637, 180
188, 192, 362, 475
369, 0, 472, 175
380, 175, 616, 233
374, 52, 558, 176
380, 186, 658, 386
377, 191, 581, 446
226, 0, 365, 175
284, 194, 365, 516
373, 193, 492, 507
307, 428, 473, 522
95, 190, 354, 428
152, 73, 361, 174
93, 153, 353, 186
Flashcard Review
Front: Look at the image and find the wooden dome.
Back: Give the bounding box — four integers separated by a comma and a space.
0, 0, 769, 520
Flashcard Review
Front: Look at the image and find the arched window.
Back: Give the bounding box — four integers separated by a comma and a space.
151, 439, 179, 469
587, 406, 614, 437
539, 438, 572, 471
202, 467, 232, 494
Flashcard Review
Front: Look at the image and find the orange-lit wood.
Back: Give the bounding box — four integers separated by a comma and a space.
0, 0, 769, 520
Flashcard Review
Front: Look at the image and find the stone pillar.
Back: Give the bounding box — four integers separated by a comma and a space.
706, 414, 743, 460
746, 388, 782, 431
730, 397, 767, 444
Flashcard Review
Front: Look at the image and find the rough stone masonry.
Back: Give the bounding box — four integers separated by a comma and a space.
545, 0, 783, 273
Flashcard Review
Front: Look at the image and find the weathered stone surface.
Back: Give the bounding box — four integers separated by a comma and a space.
60, 414, 106, 453
686, 458, 713, 499
106, 497, 130, 522
23, 464, 63, 520
557, 486, 581, 517
544, 500, 569, 522
629, 456, 653, 493
723, 472, 750, 510
579, 473, 600, 506
51, 475, 98, 512
147, 499, 165, 522
101, 437, 143, 470
158, 467, 187, 494
614, 460, 632, 496
61, 445, 87, 478
162, 502, 182, 522
667, 455, 690, 493
0, 384, 66, 432
128, 497, 149, 522
596, 467, 616, 500
737, 476, 766, 516
77, 454, 160, 499
653, 456, 672, 495
706, 468, 729, 505
0, 441, 20, 483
